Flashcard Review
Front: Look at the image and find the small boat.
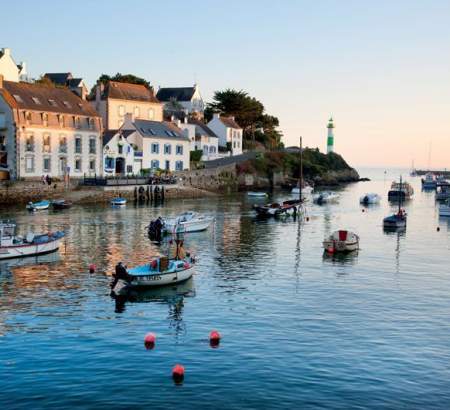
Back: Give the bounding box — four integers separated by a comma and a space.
313, 192, 338, 205
253, 199, 301, 218
51, 199, 73, 210
388, 180, 414, 201
323, 230, 359, 253
247, 192, 268, 197
291, 185, 313, 196
119, 256, 195, 288
436, 185, 450, 201
26, 200, 50, 211
359, 193, 381, 205
163, 211, 214, 234
421, 173, 437, 189
439, 200, 450, 217
384, 176, 407, 229
111, 197, 127, 206
0, 221, 65, 260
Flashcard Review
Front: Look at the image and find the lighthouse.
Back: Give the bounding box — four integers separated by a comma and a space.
327, 117, 334, 154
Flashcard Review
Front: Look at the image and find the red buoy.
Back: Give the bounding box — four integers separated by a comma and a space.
144, 332, 156, 349
209, 330, 221, 348
172, 364, 185, 384
89, 264, 96, 273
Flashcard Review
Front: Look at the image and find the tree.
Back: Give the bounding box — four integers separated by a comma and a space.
89, 73, 152, 98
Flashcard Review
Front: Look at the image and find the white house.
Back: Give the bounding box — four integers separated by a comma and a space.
156, 84, 204, 116
207, 113, 243, 156
0, 75, 103, 179
103, 129, 141, 176
0, 48, 27, 82
177, 118, 219, 161
106, 114, 190, 172
44, 73, 89, 100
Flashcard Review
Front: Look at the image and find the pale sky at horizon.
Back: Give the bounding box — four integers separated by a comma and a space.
2, 0, 449, 168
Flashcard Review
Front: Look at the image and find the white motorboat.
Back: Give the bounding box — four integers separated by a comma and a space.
439, 200, 450, 217
247, 192, 268, 197
163, 211, 214, 234
313, 192, 339, 204
360, 193, 381, 205
26, 200, 50, 211
116, 256, 195, 288
111, 197, 127, 206
291, 185, 313, 196
323, 230, 359, 253
0, 221, 65, 260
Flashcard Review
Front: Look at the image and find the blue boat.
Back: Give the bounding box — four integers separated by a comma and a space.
111, 197, 127, 206
26, 200, 50, 211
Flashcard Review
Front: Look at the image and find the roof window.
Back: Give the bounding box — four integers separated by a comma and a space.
62, 101, 72, 108
13, 94, 23, 103
31, 97, 41, 105
48, 99, 57, 107
147, 128, 156, 135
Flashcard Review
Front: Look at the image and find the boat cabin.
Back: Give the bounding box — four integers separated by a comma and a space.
0, 222, 16, 246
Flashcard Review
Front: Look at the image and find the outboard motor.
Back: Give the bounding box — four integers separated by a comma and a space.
362, 195, 369, 205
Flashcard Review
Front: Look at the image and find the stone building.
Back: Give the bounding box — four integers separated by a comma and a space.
0, 75, 103, 179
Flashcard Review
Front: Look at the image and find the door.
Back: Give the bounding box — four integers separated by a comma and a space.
115, 157, 125, 175
59, 157, 67, 176
165, 160, 170, 171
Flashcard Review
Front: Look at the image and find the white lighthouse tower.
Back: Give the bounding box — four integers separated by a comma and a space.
326, 117, 334, 154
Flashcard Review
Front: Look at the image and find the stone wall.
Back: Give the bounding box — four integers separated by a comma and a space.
176, 163, 238, 193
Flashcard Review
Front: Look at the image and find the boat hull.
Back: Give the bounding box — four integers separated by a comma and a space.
323, 240, 359, 253
163, 219, 213, 233
0, 237, 62, 260
247, 192, 268, 197
129, 266, 194, 287
439, 207, 450, 217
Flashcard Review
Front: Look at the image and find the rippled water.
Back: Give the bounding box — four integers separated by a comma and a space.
1, 168, 450, 409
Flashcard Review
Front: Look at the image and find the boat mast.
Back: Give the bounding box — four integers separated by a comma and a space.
398, 175, 403, 213
299, 136, 303, 202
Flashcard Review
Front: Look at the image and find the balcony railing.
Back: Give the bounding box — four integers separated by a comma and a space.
59, 145, 68, 153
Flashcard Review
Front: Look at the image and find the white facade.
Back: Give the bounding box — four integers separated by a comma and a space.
177, 120, 219, 161
157, 84, 204, 115
0, 48, 27, 82
207, 113, 243, 156
103, 131, 141, 176
327, 117, 334, 154
120, 116, 190, 172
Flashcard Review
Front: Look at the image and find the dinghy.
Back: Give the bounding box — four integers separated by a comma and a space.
323, 230, 359, 253
162, 211, 214, 234
111, 197, 127, 206
359, 193, 381, 205
26, 200, 50, 211
384, 176, 407, 229
313, 192, 338, 205
253, 199, 301, 218
247, 192, 268, 197
51, 199, 73, 210
291, 185, 313, 196
0, 221, 65, 260
439, 200, 450, 217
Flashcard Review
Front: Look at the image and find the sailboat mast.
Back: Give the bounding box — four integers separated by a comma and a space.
398, 175, 402, 213
299, 136, 303, 202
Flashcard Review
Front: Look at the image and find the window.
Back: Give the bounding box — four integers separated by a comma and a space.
151, 160, 159, 169
42, 113, 48, 125
42, 134, 51, 153
210, 146, 216, 153
165, 130, 172, 137
147, 128, 156, 135
75, 136, 82, 154
43, 157, 51, 172
58, 114, 65, 127
48, 99, 57, 107
165, 160, 170, 171
89, 118, 95, 130
175, 161, 183, 171
59, 135, 67, 153
25, 134, 34, 152
13, 94, 23, 103
233, 141, 236, 148
75, 117, 81, 129
105, 157, 114, 170
164, 144, 171, 155
203, 145, 208, 154
62, 101, 71, 108
127, 165, 133, 173
148, 109, 154, 120
25, 156, 34, 172
89, 137, 96, 154
31, 97, 41, 105
151, 143, 159, 154
75, 158, 82, 172
25, 112, 32, 123
176, 145, 183, 155
89, 159, 96, 172
118, 144, 123, 155
134, 107, 140, 118
118, 105, 125, 116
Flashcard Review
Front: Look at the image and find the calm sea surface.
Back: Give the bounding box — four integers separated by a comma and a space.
1, 168, 450, 409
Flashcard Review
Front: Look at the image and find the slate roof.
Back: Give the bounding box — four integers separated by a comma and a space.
103, 129, 134, 146
156, 87, 195, 102
219, 116, 241, 129
133, 119, 189, 141
44, 73, 72, 85
188, 119, 218, 138
1, 80, 99, 117
104, 81, 160, 103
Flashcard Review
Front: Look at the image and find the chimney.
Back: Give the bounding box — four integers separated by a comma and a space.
0, 75, 3, 89
184, 116, 188, 124
171, 115, 175, 122
176, 119, 181, 127
123, 112, 133, 127
2, 48, 11, 56
213, 113, 220, 119
230, 116, 235, 121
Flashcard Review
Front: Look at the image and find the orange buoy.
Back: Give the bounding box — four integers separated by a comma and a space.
144, 332, 156, 349
209, 330, 221, 348
89, 264, 96, 273
172, 364, 185, 384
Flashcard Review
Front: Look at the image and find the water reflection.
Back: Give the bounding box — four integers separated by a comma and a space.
322, 250, 359, 267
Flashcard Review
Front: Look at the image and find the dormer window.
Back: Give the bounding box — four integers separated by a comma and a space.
62, 101, 71, 108
48, 99, 57, 107
13, 94, 23, 103
31, 97, 41, 105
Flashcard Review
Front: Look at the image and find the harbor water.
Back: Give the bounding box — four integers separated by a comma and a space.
1, 168, 450, 409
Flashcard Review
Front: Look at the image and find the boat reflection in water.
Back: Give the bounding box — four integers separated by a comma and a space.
322, 250, 359, 266
111, 276, 196, 325
0, 251, 61, 273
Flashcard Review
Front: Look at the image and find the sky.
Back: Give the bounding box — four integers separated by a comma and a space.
2, 0, 449, 168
